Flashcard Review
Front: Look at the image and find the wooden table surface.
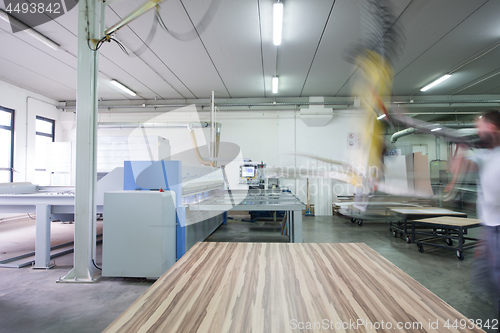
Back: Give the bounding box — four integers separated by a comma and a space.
104, 243, 485, 333
414, 217, 482, 227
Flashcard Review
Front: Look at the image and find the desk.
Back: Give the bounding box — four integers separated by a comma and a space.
412, 217, 482, 260
388, 207, 467, 243
104, 243, 484, 333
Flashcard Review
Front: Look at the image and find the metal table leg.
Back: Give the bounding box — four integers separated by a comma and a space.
291, 210, 303, 243
34, 204, 55, 269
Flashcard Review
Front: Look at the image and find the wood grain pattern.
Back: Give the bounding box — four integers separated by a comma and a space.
414, 217, 481, 227
104, 243, 485, 333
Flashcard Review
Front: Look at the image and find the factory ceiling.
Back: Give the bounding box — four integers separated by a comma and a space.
0, 0, 499, 120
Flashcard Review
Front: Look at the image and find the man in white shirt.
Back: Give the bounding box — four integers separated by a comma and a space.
451, 110, 500, 316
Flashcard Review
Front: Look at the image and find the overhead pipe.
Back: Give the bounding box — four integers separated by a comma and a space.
391, 128, 416, 142
436, 136, 441, 160
61, 101, 352, 110
391, 122, 475, 142
97, 121, 210, 128
215, 123, 221, 161
58, 95, 500, 111
104, 0, 164, 36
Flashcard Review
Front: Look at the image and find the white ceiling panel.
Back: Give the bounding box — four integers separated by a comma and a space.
183, 0, 265, 97
108, 0, 230, 99
275, 0, 337, 97
0, 0, 498, 110
299, 0, 363, 97
0, 57, 76, 99
391, 0, 497, 95
258, 0, 276, 98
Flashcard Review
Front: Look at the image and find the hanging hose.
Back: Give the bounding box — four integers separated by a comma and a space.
188, 125, 214, 167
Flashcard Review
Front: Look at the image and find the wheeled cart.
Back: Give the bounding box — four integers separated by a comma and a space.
411, 216, 481, 260
387, 207, 467, 243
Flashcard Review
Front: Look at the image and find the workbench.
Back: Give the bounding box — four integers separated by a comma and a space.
188, 189, 305, 242
337, 202, 422, 226
0, 191, 101, 269
388, 207, 467, 243
103, 242, 485, 333
412, 217, 482, 260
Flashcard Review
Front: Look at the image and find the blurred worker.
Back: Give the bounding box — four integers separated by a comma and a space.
450, 110, 500, 316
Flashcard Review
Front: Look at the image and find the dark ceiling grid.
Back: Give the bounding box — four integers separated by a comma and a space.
396, 1, 491, 98
299, 0, 337, 97
333, 0, 411, 97
257, 0, 266, 97
180, 0, 231, 98
107, 6, 190, 100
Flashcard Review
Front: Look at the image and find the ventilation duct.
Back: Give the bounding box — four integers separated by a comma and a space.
391, 122, 475, 142
299, 97, 334, 127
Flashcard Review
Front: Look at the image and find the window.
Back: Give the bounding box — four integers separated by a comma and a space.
0, 107, 14, 183
35, 116, 55, 185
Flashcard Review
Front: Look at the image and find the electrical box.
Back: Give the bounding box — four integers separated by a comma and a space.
429, 160, 449, 185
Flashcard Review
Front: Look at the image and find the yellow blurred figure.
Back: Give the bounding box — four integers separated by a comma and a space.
351, 50, 394, 190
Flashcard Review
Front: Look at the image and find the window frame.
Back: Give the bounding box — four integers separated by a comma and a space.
0, 106, 15, 182
35, 116, 55, 173
35, 115, 55, 140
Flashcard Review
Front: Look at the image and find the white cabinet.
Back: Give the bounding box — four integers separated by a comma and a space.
102, 191, 176, 279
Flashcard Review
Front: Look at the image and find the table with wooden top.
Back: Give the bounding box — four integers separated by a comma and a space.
387, 207, 467, 244
103, 242, 485, 333
411, 217, 482, 261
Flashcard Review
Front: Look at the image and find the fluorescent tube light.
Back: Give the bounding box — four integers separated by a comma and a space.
0, 9, 60, 50
111, 80, 136, 96
272, 76, 279, 94
431, 127, 442, 132
420, 74, 451, 92
377, 114, 386, 120
273, 2, 283, 46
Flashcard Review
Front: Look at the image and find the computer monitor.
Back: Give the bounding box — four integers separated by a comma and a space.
241, 166, 256, 178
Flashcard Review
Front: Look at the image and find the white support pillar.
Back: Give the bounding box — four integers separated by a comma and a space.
59, 0, 100, 283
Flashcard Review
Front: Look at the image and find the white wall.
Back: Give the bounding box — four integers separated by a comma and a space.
0, 80, 68, 183
86, 109, 368, 215
69, 108, 472, 215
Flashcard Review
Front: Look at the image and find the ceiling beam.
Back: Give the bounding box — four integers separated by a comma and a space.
58, 94, 500, 112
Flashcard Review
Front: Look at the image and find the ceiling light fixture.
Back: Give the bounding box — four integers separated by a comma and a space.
377, 114, 386, 120
430, 127, 442, 132
111, 80, 136, 96
420, 74, 451, 92
272, 76, 279, 94
273, 1, 283, 46
0, 9, 60, 51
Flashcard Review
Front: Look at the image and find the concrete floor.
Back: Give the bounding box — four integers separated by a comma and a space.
0, 212, 497, 333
